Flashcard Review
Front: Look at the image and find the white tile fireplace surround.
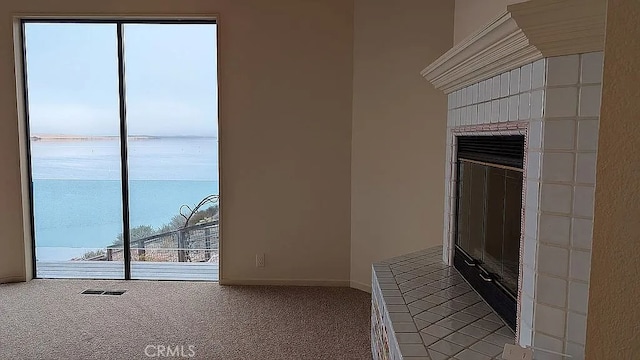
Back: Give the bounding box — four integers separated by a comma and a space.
442, 52, 602, 359
371, 1, 606, 359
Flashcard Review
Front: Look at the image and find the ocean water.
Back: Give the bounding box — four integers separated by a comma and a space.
31, 138, 219, 261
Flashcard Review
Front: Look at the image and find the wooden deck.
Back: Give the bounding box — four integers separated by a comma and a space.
36, 261, 219, 281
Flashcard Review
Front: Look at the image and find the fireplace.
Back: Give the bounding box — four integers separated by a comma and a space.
453, 135, 524, 331
367, 1, 608, 358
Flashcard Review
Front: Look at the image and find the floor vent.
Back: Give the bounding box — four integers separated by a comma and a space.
81, 289, 127, 296
103, 290, 127, 296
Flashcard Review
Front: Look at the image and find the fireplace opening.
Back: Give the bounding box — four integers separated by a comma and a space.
453, 135, 525, 331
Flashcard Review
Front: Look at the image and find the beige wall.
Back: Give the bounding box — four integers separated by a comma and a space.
454, 0, 528, 44
350, 0, 454, 290
586, 0, 640, 357
0, 0, 354, 285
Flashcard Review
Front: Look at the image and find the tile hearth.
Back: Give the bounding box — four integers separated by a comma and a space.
372, 246, 515, 360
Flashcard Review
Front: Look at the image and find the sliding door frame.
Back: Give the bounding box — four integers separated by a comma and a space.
20, 18, 217, 280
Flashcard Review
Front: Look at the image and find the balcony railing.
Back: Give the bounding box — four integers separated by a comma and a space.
101, 221, 219, 263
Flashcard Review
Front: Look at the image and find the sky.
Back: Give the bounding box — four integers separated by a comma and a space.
24, 22, 218, 137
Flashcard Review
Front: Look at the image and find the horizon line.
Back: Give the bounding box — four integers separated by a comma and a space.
31, 134, 217, 139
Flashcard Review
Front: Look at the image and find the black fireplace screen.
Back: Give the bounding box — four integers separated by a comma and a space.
454, 135, 524, 330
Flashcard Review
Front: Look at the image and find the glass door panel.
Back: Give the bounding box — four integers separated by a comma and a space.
467, 162, 486, 261
455, 159, 523, 297
484, 167, 506, 281
122, 24, 219, 280
503, 169, 523, 294
25, 23, 124, 279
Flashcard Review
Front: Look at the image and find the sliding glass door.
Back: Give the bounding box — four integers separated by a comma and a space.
123, 24, 219, 280
25, 23, 125, 279
23, 21, 218, 281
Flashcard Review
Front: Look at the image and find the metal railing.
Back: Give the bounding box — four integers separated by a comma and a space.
104, 221, 219, 263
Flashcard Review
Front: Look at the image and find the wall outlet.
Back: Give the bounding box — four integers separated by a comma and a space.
502, 344, 533, 360
256, 253, 265, 268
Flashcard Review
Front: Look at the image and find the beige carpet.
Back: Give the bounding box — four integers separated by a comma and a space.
0, 280, 371, 360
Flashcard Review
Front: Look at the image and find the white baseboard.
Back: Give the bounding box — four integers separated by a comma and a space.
218, 278, 351, 287
0, 275, 26, 284
350, 280, 372, 293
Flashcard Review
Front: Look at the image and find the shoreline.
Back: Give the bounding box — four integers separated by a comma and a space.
31, 135, 217, 142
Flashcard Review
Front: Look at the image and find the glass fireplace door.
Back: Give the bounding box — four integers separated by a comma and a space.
453, 135, 524, 330
456, 160, 523, 296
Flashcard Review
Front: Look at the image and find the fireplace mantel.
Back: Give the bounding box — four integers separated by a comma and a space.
421, 0, 606, 93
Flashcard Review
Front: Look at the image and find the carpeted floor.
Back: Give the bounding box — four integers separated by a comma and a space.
0, 280, 371, 360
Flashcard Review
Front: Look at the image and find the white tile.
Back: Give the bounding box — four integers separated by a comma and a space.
538, 244, 569, 277
519, 325, 533, 347
478, 103, 485, 123
509, 95, 519, 121
462, 86, 468, 106
523, 235, 538, 268
484, 102, 492, 124
471, 104, 478, 124
575, 153, 597, 184
573, 186, 595, 218
510, 68, 521, 95
547, 55, 580, 86
499, 98, 509, 122
492, 75, 501, 99
472, 83, 479, 104
526, 151, 541, 180
570, 250, 592, 282
466, 86, 473, 106
567, 312, 587, 345
522, 265, 536, 297
540, 183, 573, 214
399, 343, 428, 357
456, 90, 463, 108
532, 58, 546, 89
531, 90, 544, 119
546, 87, 578, 118
454, 109, 461, 127
524, 207, 539, 239
478, 80, 486, 102
581, 52, 604, 84
519, 93, 531, 120
538, 275, 567, 308
579, 85, 602, 117
468, 106, 476, 125
572, 218, 593, 249
521, 293, 535, 327
500, 72, 510, 98
534, 304, 566, 338
543, 120, 576, 150
539, 214, 571, 246
491, 100, 500, 123
448, 93, 454, 110
577, 120, 599, 151
541, 152, 575, 182
569, 281, 589, 314
566, 342, 586, 360
485, 79, 493, 101
525, 180, 540, 210
520, 63, 533, 92
533, 332, 565, 357
460, 106, 469, 125
528, 120, 543, 150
